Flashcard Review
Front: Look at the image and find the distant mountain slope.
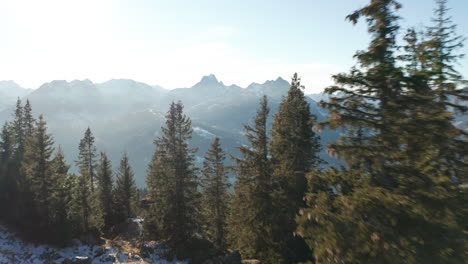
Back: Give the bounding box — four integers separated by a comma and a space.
0, 75, 339, 186
0, 81, 32, 111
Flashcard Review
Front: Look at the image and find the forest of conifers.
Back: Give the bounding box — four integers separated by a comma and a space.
0, 0, 466, 263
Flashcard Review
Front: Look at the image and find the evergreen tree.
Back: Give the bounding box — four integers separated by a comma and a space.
49, 147, 73, 244
23, 99, 35, 137
68, 173, 92, 234
425, 0, 467, 106
0, 123, 9, 186
145, 101, 200, 256
12, 98, 24, 154
0, 123, 14, 216
269, 73, 321, 263
297, 1, 466, 263
21, 115, 55, 234
228, 96, 277, 261
97, 152, 114, 232
10, 99, 26, 221
145, 152, 170, 237
422, 0, 467, 182
200, 137, 230, 251
76, 127, 98, 191
114, 152, 137, 224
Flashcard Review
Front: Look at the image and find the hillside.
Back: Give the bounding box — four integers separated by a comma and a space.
0, 75, 339, 186
0, 223, 188, 264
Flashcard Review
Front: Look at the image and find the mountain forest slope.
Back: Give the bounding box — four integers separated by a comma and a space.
0, 75, 339, 186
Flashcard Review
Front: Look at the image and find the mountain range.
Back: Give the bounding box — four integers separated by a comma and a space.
0, 75, 339, 186
0, 81, 33, 112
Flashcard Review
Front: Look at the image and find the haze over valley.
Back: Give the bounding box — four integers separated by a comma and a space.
0, 74, 338, 186
1, 1, 467, 263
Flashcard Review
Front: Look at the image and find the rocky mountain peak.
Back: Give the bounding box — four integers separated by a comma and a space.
194, 74, 223, 88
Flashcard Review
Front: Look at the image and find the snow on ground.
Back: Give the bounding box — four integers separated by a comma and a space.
193, 127, 216, 139
0, 224, 187, 264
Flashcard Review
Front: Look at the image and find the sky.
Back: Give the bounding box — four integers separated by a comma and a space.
0, 0, 467, 94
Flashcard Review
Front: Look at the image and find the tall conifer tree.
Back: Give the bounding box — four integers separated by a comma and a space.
0, 123, 14, 216
269, 73, 321, 263
68, 173, 92, 234
21, 115, 55, 233
297, 1, 466, 263
228, 96, 277, 262
76, 127, 98, 191
422, 0, 467, 182
23, 99, 35, 137
12, 98, 24, 154
97, 152, 113, 232
425, 0, 467, 105
49, 147, 73, 243
10, 99, 26, 221
114, 152, 137, 224
145, 101, 200, 256
200, 137, 230, 251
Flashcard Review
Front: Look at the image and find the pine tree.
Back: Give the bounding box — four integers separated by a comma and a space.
76, 127, 98, 191
73, 128, 104, 234
145, 101, 200, 256
10, 99, 41, 225
298, 0, 405, 262
227, 96, 278, 261
114, 152, 137, 224
68, 173, 92, 234
422, 0, 467, 182
200, 137, 230, 251
97, 152, 114, 232
23, 99, 35, 137
49, 147, 73, 244
10, 99, 26, 221
0, 123, 10, 186
12, 98, 24, 154
297, 1, 466, 263
145, 152, 170, 237
393, 1, 466, 261
269, 73, 321, 263
425, 0, 467, 105
0, 123, 14, 216
21, 115, 55, 234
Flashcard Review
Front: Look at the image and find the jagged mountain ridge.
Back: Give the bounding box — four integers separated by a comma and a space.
0, 81, 33, 112
0, 75, 339, 186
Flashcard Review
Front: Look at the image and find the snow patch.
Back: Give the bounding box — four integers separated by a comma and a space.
0, 224, 187, 264
193, 126, 216, 139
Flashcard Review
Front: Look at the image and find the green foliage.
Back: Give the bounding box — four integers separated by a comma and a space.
114, 152, 138, 224
0, 2, 464, 259
15, 114, 74, 243
68, 174, 92, 235
424, 0, 467, 106
69, 127, 105, 236
145, 101, 200, 256
49, 147, 73, 244
298, 1, 467, 263
0, 122, 15, 215
10, 99, 28, 222
20, 115, 55, 233
269, 73, 321, 263
97, 152, 114, 232
200, 137, 230, 251
228, 96, 279, 262
23, 99, 35, 137
12, 98, 25, 154
76, 127, 98, 191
